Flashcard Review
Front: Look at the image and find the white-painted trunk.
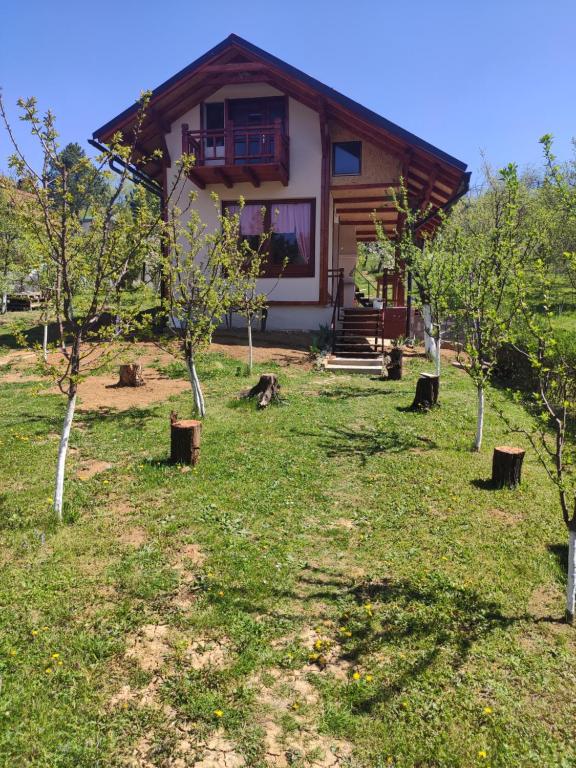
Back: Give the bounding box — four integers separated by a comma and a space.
435, 333, 441, 377
474, 383, 485, 451
567, 528, 576, 624
186, 357, 206, 417
247, 318, 253, 374
1, 292, 7, 314
42, 323, 48, 363
421, 304, 438, 363
54, 392, 77, 522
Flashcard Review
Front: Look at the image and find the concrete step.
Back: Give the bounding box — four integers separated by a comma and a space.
325, 356, 383, 373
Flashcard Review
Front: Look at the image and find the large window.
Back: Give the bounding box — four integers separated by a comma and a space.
332, 141, 362, 175
223, 199, 315, 277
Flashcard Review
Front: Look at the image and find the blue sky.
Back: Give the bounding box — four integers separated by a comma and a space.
1, 0, 575, 183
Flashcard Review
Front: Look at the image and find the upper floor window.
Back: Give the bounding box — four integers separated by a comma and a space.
332, 141, 362, 175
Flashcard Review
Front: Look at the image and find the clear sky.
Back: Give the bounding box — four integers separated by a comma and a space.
1, 0, 575, 183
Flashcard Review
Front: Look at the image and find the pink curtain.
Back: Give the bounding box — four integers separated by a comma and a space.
271, 203, 311, 263
226, 204, 264, 236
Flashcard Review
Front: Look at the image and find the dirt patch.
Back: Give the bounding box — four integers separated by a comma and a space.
486, 508, 522, 525
185, 638, 230, 670
119, 526, 148, 547
125, 624, 172, 672
73, 368, 188, 412
333, 518, 355, 530
194, 733, 246, 768
77, 459, 112, 480
251, 662, 352, 767
0, 372, 42, 384
528, 584, 564, 621
172, 542, 206, 572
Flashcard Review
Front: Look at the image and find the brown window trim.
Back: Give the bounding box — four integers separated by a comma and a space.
222, 198, 316, 278
332, 140, 362, 177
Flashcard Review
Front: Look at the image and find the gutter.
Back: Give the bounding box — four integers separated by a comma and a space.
87, 139, 164, 199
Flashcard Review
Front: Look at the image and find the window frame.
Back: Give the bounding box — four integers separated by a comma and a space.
332, 141, 362, 176
222, 198, 316, 278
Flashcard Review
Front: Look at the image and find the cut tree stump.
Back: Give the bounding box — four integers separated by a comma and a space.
386, 347, 403, 380
410, 372, 439, 410
116, 364, 145, 387
492, 445, 525, 488
241, 373, 280, 409
170, 412, 202, 465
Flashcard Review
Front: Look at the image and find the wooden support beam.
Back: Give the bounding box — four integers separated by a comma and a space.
318, 103, 330, 305
213, 167, 233, 189
199, 62, 267, 74
335, 206, 397, 214
242, 165, 261, 188
187, 169, 206, 190
333, 195, 395, 204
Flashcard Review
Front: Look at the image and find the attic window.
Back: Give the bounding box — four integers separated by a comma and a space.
332, 141, 362, 176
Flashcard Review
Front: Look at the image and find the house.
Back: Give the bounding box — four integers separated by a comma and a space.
92, 34, 469, 354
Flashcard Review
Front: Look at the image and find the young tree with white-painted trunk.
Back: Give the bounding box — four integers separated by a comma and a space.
1, 92, 178, 521
451, 164, 532, 450
161, 195, 249, 415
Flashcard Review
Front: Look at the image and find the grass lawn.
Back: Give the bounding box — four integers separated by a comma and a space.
0, 321, 575, 767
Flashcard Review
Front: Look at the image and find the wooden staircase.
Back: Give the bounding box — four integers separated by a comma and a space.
326, 307, 384, 373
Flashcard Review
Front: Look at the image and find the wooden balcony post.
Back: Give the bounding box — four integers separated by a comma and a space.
181, 123, 189, 155
225, 121, 234, 166
274, 118, 282, 163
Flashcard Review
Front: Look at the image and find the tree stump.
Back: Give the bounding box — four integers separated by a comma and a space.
492, 446, 525, 488
241, 373, 280, 408
116, 364, 145, 387
170, 412, 202, 465
386, 347, 403, 380
410, 372, 439, 410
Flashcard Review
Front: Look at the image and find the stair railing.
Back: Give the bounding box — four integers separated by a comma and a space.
350, 266, 379, 301
328, 268, 344, 355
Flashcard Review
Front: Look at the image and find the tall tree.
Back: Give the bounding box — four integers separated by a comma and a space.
46, 142, 109, 216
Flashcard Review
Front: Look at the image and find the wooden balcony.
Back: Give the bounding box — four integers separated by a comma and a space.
181, 120, 289, 188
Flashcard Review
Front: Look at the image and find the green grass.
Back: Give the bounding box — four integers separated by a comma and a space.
0, 332, 575, 766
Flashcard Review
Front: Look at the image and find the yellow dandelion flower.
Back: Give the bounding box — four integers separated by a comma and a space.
365, 674, 373, 682
45, 667, 52, 674
483, 706, 493, 715
313, 639, 324, 650
42, 626, 49, 631
102, 480, 109, 485
51, 653, 60, 659
402, 701, 409, 709
291, 701, 300, 711
31, 629, 39, 637
217, 590, 224, 597
477, 750, 487, 759
9, 649, 17, 657
57, 660, 63, 666
352, 671, 361, 680
213, 709, 224, 718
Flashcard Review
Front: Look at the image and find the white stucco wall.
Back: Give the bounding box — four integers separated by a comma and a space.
164, 84, 323, 318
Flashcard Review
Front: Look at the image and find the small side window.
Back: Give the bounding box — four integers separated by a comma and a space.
332, 141, 362, 175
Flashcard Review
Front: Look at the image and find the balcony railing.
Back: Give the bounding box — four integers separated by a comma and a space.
181, 119, 289, 188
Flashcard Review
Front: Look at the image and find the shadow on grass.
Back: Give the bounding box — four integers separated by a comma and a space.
77, 405, 158, 431
302, 424, 437, 464
319, 385, 395, 401
470, 478, 497, 490
335, 575, 519, 712
548, 543, 568, 586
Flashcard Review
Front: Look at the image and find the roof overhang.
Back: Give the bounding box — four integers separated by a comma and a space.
92, 34, 469, 213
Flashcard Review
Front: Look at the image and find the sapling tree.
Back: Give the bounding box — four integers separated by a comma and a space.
451, 164, 533, 450
0, 92, 181, 520
161, 194, 248, 416
385, 183, 446, 365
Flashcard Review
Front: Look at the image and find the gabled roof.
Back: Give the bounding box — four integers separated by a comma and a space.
92, 34, 469, 218
94, 34, 466, 174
